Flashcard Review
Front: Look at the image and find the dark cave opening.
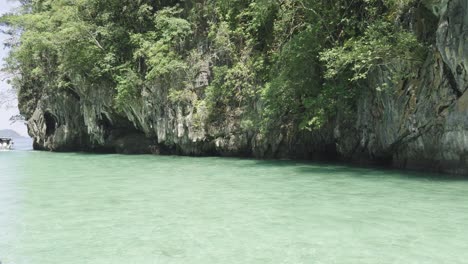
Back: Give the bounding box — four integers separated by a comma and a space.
98, 114, 112, 132
44, 112, 57, 136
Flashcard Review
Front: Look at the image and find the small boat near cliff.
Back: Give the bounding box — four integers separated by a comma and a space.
0, 138, 14, 150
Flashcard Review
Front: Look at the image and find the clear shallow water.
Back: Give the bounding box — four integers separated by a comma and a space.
1, 150, 468, 264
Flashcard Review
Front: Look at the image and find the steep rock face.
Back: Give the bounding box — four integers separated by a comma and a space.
24, 83, 153, 153
23, 67, 336, 158
336, 51, 461, 172
21, 0, 468, 174
335, 0, 468, 174
25, 89, 87, 151
437, 0, 468, 95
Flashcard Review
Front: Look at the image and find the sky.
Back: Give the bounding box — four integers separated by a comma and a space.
0, 0, 27, 136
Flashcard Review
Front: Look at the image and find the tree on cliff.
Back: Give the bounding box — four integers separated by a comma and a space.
0, 0, 425, 132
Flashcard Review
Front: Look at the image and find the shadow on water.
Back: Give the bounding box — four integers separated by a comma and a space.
14, 144, 468, 182
246, 158, 468, 182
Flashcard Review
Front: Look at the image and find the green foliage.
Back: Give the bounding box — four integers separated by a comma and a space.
114, 64, 142, 109
1, 0, 426, 133
320, 21, 425, 82
262, 24, 323, 129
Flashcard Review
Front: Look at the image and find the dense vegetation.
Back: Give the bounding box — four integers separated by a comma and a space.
1, 0, 426, 134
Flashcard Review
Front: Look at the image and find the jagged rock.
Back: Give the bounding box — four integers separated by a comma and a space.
20, 0, 468, 174
334, 0, 468, 174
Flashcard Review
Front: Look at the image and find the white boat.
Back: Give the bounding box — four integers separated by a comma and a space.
0, 138, 14, 150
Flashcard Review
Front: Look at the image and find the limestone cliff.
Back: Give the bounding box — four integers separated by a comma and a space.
335, 0, 468, 174
19, 0, 468, 174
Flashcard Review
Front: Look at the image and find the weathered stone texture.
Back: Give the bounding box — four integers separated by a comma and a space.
21, 0, 468, 174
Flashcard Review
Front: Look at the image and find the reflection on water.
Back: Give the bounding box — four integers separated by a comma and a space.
1, 151, 468, 264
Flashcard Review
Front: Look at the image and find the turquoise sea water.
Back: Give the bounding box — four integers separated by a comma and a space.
1, 143, 468, 264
